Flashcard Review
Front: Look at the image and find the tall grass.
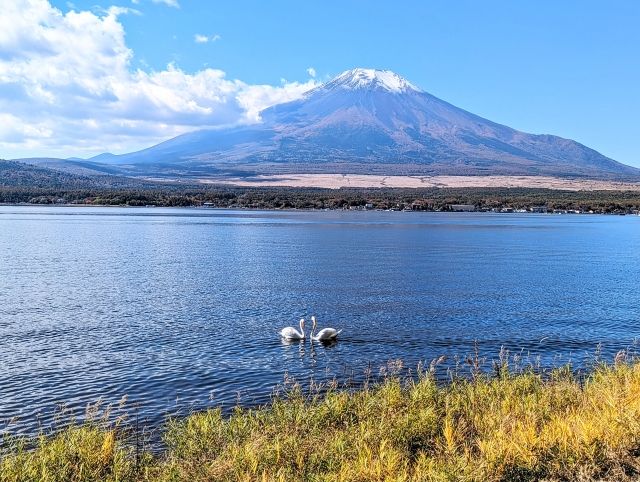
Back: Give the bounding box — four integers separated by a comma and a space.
2, 354, 640, 481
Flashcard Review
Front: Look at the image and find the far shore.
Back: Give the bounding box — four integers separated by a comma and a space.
3, 176, 640, 212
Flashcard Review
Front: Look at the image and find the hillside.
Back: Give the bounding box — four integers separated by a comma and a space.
0, 160, 122, 189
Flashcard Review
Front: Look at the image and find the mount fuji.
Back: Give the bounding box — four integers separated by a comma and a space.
88, 68, 639, 180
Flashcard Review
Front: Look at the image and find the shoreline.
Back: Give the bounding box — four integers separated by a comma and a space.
2, 358, 639, 481
2, 203, 638, 215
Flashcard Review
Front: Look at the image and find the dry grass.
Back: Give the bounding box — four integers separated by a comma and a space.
2, 355, 640, 481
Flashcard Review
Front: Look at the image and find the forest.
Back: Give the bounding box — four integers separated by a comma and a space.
2, 160, 639, 212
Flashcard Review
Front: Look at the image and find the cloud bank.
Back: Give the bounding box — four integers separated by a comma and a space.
0, 0, 318, 157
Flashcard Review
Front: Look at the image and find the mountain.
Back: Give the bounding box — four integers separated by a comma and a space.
12, 157, 129, 177
0, 159, 142, 190
44, 69, 640, 180
88, 153, 118, 162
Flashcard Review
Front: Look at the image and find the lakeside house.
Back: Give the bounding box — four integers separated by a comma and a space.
532, 206, 548, 213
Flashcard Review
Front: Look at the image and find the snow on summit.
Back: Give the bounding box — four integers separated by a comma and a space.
92, 66, 640, 181
327, 69, 422, 93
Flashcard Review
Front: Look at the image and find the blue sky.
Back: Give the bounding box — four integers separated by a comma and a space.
1, 0, 639, 167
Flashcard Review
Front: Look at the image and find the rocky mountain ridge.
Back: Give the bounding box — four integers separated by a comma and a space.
18, 69, 640, 181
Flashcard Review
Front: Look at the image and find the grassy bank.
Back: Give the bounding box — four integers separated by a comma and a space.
2, 357, 640, 481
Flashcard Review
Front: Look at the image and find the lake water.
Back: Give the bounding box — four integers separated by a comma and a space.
1, 206, 639, 436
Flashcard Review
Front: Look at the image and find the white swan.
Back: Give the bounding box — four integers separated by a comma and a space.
310, 316, 342, 341
280, 318, 306, 340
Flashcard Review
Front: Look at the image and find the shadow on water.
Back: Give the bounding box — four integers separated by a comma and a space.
312, 339, 339, 349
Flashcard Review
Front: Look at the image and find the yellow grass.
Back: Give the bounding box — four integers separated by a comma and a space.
2, 357, 640, 481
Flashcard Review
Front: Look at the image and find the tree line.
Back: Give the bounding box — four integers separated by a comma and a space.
2, 185, 639, 212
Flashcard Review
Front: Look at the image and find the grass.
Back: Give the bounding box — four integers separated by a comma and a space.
2, 353, 640, 481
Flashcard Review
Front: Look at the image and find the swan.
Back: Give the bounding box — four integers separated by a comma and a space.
310, 316, 342, 341
280, 318, 306, 340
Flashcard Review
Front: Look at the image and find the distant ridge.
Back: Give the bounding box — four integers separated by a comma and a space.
14, 69, 640, 181
12, 157, 130, 177
88, 153, 118, 162
0, 159, 140, 190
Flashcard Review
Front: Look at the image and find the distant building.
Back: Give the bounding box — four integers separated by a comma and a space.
451, 204, 475, 212
532, 206, 548, 213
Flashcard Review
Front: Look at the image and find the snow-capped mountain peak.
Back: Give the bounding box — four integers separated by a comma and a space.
325, 68, 422, 94
95, 67, 640, 182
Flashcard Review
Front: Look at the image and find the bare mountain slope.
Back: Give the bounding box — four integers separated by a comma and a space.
81, 69, 640, 180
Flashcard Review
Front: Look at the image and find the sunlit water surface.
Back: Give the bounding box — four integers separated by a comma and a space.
1, 206, 639, 436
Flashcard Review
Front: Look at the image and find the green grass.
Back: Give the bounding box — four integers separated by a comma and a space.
3, 356, 640, 481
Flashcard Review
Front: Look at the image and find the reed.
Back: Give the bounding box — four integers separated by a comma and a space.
2, 354, 640, 481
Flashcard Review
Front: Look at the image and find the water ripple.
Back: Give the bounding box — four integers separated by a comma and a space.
1, 207, 639, 436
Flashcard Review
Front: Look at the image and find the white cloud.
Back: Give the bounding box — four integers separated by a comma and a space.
151, 0, 179, 7
0, 0, 320, 158
238, 78, 320, 122
307, 68, 316, 78
194, 34, 220, 43
106, 6, 140, 16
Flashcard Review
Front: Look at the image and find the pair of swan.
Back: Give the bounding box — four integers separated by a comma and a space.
279, 316, 341, 341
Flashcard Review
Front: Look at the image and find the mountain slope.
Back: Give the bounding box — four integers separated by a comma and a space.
0, 159, 140, 189
82, 69, 640, 180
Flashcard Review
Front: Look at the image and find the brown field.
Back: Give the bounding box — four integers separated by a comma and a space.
201, 174, 640, 191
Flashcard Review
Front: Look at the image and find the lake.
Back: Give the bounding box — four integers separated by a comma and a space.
1, 206, 639, 436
